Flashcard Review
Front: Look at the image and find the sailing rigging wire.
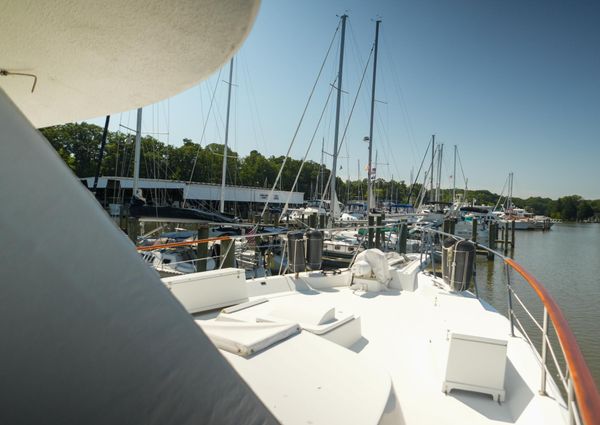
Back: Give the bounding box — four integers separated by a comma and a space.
240, 50, 269, 155
112, 113, 124, 202
493, 174, 510, 212
280, 81, 336, 218
374, 103, 404, 183
348, 22, 405, 195
183, 68, 223, 207
318, 44, 375, 213
406, 138, 431, 204
456, 148, 468, 188
381, 30, 420, 165
350, 23, 406, 185
259, 21, 341, 218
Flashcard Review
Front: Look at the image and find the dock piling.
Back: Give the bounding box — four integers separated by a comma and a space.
221, 238, 235, 269
127, 217, 139, 243
511, 220, 516, 247
487, 222, 496, 260
196, 224, 209, 272
399, 223, 408, 253
504, 222, 509, 254
368, 215, 375, 249
309, 213, 318, 229
375, 214, 383, 249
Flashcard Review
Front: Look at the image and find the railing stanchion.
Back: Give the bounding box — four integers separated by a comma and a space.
540, 306, 549, 395
568, 377, 575, 425
430, 233, 436, 277
505, 262, 515, 337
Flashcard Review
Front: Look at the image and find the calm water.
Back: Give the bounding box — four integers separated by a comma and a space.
474, 223, 600, 387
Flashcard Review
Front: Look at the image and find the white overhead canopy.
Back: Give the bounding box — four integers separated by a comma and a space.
0, 0, 259, 127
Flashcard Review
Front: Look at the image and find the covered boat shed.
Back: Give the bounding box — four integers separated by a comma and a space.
82, 176, 304, 219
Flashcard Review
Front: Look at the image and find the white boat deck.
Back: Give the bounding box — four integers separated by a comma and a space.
189, 263, 569, 424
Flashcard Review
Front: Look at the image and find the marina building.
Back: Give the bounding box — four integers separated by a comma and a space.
81, 176, 304, 219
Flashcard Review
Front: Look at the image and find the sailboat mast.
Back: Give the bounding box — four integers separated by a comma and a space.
132, 107, 142, 199
367, 19, 381, 211
357, 159, 360, 199
92, 115, 110, 194
507, 172, 514, 212
220, 57, 234, 213
330, 14, 347, 220
430, 135, 435, 203
319, 137, 325, 199
452, 144, 457, 203
436, 143, 443, 203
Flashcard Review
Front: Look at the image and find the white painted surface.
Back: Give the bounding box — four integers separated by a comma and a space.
443, 333, 508, 401
0, 0, 260, 127
164, 268, 248, 313
198, 320, 300, 356
191, 259, 569, 424
222, 332, 399, 425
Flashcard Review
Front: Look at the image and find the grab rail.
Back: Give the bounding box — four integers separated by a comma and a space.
136, 235, 232, 251
505, 258, 600, 425
420, 226, 600, 425
136, 229, 288, 252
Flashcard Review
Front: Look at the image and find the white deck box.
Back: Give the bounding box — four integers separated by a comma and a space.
442, 332, 508, 401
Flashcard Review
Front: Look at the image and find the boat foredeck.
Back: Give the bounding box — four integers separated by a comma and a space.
197, 269, 568, 424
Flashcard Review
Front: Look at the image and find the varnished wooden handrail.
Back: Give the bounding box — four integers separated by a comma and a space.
136, 236, 232, 251
505, 258, 600, 425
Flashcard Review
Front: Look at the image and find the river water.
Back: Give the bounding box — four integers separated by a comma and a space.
473, 223, 600, 387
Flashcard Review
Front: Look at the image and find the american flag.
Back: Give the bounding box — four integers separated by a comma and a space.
246, 224, 258, 247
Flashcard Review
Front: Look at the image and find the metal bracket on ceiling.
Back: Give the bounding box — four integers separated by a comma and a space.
0, 69, 38, 93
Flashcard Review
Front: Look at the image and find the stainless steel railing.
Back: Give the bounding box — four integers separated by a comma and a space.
418, 226, 599, 425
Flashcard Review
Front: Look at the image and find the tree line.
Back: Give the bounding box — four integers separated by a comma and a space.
41, 123, 599, 221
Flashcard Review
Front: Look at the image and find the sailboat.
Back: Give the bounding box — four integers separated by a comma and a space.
1, 3, 598, 425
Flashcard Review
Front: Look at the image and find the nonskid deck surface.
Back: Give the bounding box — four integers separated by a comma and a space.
195, 268, 568, 424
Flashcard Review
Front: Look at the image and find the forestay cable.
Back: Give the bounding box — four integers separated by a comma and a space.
280, 81, 336, 219
319, 45, 374, 212
183, 68, 223, 207
259, 22, 341, 218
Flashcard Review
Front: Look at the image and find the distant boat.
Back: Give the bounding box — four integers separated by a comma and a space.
500, 208, 553, 230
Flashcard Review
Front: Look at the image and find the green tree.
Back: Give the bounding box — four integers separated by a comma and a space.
577, 201, 594, 221
40, 122, 104, 177
558, 195, 581, 221
239, 150, 276, 187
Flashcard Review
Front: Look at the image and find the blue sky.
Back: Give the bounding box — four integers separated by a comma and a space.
87, 0, 600, 199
